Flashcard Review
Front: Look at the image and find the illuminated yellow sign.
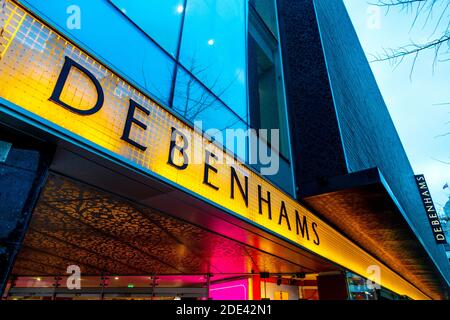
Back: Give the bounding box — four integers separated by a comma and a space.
0, 0, 430, 299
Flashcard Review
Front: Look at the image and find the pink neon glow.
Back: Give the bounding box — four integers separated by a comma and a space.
210, 279, 249, 300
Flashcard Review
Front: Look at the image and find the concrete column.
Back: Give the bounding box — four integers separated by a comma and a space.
0, 132, 53, 295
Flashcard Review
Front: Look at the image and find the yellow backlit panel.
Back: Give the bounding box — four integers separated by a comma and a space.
0, 0, 430, 299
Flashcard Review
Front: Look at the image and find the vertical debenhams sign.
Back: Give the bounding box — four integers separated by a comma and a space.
414, 175, 447, 244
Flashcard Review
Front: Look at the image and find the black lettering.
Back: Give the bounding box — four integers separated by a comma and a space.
258, 185, 271, 220
312, 222, 320, 245
418, 182, 428, 190
230, 167, 248, 207
203, 151, 219, 190
295, 211, 309, 240
121, 99, 149, 151
278, 201, 291, 230
168, 127, 189, 170
50, 56, 104, 115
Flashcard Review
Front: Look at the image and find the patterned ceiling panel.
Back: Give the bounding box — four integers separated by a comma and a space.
304, 186, 446, 300
16, 246, 101, 275
12, 174, 335, 277
20, 231, 147, 275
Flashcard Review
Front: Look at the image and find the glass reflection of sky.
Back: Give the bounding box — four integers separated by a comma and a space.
180, 0, 248, 121
20, 0, 175, 105
110, 0, 184, 56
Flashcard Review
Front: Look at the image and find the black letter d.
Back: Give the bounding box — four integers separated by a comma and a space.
49, 56, 104, 115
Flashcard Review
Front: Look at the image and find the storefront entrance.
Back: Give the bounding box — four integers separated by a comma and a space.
2, 173, 334, 300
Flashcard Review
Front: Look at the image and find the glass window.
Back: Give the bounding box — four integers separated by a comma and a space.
173, 67, 248, 161
20, 0, 175, 105
249, 0, 278, 38
346, 272, 377, 300
109, 0, 185, 56
179, 0, 247, 121
248, 4, 289, 158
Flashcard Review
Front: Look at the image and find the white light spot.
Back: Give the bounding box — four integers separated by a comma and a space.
207, 39, 215, 46
177, 5, 184, 14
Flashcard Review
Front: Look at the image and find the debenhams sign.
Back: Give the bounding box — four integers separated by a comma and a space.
50, 56, 321, 247
0, 3, 435, 299
0, 27, 326, 252
415, 175, 447, 244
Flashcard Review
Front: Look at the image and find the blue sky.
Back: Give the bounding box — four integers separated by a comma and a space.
344, 0, 450, 215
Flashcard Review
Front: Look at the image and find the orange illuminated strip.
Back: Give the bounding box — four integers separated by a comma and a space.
0, 0, 430, 300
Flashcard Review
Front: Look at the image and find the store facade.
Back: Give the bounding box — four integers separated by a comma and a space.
0, 0, 448, 300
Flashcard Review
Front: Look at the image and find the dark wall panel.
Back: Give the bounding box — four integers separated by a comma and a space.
313, 0, 449, 281
277, 0, 348, 188
0, 129, 52, 294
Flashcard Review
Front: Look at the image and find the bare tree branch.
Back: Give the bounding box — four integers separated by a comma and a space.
371, 0, 450, 69
431, 156, 450, 164
371, 0, 450, 163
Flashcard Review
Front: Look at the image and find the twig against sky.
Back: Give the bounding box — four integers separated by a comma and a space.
371, 0, 450, 77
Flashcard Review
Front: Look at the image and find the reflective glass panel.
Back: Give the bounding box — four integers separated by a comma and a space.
19, 0, 175, 105
179, 0, 247, 121
110, 0, 184, 56
249, 0, 278, 38
248, 4, 289, 158
173, 67, 248, 161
